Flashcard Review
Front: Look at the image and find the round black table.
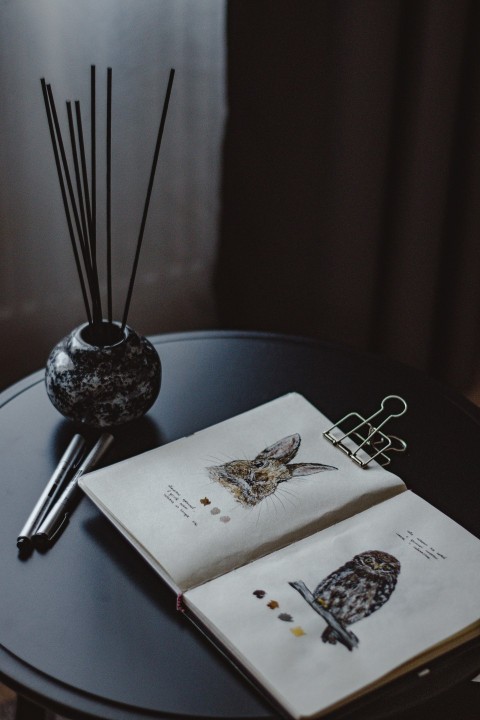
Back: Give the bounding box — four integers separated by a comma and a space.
0, 331, 479, 720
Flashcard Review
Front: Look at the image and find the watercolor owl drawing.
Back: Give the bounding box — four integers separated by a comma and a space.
290, 550, 401, 650
207, 433, 337, 507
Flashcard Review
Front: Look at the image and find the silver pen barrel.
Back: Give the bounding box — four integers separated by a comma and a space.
34, 432, 114, 551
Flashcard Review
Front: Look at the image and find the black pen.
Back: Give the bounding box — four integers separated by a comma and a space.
17, 434, 86, 552
33, 433, 114, 551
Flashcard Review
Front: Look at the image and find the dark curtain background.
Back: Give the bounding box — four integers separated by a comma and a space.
215, 0, 480, 393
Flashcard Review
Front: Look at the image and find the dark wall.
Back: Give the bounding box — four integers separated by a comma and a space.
216, 0, 480, 392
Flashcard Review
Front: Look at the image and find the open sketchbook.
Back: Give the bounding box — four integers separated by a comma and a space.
79, 393, 480, 719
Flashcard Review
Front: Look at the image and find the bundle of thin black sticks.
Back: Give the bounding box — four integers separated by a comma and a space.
41, 66, 175, 346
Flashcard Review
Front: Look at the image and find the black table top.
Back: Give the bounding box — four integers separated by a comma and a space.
0, 330, 479, 720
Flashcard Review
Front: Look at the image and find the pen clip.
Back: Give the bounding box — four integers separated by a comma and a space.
49, 512, 70, 543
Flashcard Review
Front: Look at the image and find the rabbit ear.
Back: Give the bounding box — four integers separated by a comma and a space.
256, 433, 301, 464
287, 463, 338, 477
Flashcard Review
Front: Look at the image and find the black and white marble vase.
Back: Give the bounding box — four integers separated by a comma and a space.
45, 321, 161, 429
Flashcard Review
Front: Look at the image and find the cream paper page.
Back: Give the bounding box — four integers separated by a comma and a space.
185, 490, 480, 720
80, 393, 405, 592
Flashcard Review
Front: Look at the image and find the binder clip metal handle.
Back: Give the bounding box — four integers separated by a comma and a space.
323, 395, 408, 468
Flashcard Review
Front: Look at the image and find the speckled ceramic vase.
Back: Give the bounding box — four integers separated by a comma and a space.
45, 321, 161, 429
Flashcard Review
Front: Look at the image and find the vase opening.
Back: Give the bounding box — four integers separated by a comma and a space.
80, 321, 126, 348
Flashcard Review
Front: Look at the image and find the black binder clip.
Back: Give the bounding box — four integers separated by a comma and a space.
323, 395, 408, 468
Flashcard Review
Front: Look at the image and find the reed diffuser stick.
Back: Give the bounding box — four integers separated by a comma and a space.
75, 101, 93, 258
121, 68, 175, 330
47, 85, 88, 267
41, 79, 93, 324
75, 99, 103, 323
90, 65, 96, 261
90, 65, 102, 326
106, 67, 113, 323
66, 101, 94, 286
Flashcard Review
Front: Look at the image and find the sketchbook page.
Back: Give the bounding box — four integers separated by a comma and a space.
184, 491, 480, 720
79, 392, 405, 593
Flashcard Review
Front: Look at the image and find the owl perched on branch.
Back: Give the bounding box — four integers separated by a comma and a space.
290, 550, 401, 650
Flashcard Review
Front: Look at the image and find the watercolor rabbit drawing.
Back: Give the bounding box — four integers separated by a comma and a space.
208, 433, 337, 507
